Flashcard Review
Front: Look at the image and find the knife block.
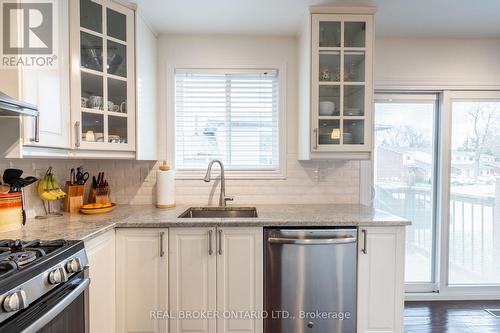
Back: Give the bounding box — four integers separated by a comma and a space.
64, 182, 84, 213
88, 187, 111, 204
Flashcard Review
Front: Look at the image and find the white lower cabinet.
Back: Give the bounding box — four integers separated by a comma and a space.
169, 227, 263, 333
169, 227, 216, 333
217, 228, 263, 333
116, 228, 169, 333
85, 230, 116, 333
110, 225, 403, 333
357, 227, 405, 333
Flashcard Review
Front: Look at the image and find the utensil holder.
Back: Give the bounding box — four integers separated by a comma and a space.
88, 187, 111, 204
64, 182, 84, 213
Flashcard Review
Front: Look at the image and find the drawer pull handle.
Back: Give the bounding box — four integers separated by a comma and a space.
218, 229, 222, 255
208, 230, 213, 255
159, 231, 165, 257
362, 229, 368, 254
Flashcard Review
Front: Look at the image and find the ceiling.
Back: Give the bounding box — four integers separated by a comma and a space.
132, 0, 500, 38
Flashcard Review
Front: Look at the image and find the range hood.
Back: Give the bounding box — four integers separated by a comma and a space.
0, 91, 38, 117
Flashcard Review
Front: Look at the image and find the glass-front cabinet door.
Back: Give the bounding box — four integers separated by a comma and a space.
311, 14, 373, 152
70, 0, 135, 151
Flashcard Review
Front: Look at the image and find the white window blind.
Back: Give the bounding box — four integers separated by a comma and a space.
175, 69, 280, 171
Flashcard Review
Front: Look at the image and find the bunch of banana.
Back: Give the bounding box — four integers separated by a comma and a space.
37, 173, 66, 201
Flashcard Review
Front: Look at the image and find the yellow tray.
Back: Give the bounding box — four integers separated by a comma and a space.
80, 203, 116, 215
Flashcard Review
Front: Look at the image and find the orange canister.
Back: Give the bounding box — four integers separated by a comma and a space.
0, 192, 23, 232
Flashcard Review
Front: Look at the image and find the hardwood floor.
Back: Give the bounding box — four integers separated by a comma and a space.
405, 300, 500, 332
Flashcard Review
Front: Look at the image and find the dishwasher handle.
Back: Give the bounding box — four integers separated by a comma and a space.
267, 236, 357, 245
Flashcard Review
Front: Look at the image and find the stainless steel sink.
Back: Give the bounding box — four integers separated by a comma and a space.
178, 206, 258, 218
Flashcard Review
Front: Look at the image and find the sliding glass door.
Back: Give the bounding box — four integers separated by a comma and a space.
446, 92, 500, 286
374, 94, 438, 291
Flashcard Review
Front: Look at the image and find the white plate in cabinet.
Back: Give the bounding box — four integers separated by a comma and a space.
169, 227, 263, 333
357, 227, 405, 333
116, 228, 168, 333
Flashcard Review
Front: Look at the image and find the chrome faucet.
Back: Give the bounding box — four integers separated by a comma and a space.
204, 160, 233, 206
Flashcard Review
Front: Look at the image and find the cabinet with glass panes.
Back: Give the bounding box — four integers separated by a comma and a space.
70, 0, 135, 151
301, 7, 374, 159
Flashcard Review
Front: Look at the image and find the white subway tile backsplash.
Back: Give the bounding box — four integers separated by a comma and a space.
0, 153, 361, 216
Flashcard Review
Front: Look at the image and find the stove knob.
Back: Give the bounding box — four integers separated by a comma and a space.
66, 258, 83, 274
3, 290, 28, 312
48, 267, 68, 285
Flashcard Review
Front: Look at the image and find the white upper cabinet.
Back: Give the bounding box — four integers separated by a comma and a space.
298, 7, 375, 160
70, 0, 136, 152
21, 0, 71, 149
135, 11, 159, 160
0, 0, 71, 151
0, 0, 158, 159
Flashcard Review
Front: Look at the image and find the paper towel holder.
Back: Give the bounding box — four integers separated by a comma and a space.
156, 160, 176, 209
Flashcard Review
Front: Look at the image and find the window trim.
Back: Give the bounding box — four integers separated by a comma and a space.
167, 64, 287, 180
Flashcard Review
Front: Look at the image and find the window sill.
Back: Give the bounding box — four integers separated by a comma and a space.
175, 169, 286, 180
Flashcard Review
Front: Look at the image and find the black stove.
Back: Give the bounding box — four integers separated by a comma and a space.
0, 239, 89, 331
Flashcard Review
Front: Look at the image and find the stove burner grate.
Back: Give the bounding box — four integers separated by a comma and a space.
8, 251, 38, 266
0, 239, 71, 279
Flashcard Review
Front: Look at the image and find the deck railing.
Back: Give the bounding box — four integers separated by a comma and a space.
375, 184, 497, 279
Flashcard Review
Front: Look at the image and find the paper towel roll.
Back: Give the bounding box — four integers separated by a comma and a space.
156, 161, 175, 209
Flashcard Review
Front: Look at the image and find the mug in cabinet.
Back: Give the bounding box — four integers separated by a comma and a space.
108, 135, 120, 143
89, 95, 103, 110
81, 97, 88, 108
120, 101, 126, 113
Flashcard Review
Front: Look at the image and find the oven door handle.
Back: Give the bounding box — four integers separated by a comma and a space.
267, 237, 357, 245
21, 278, 90, 333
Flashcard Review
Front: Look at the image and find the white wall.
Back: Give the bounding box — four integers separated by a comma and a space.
158, 34, 360, 205
375, 37, 500, 88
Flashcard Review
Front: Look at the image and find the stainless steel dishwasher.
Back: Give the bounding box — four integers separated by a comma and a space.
264, 228, 357, 333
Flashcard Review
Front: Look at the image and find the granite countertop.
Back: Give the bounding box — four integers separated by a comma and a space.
0, 204, 410, 242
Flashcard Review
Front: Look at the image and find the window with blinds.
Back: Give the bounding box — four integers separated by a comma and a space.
175, 69, 280, 171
